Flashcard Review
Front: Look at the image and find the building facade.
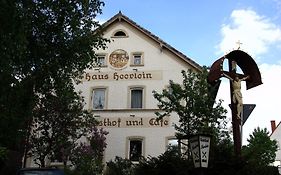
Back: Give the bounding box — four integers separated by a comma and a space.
75, 12, 202, 163
26, 12, 202, 167
270, 120, 281, 173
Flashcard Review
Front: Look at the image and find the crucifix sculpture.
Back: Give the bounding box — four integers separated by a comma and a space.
208, 50, 262, 156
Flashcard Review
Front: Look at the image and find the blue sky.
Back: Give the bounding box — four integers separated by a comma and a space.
97, 0, 281, 144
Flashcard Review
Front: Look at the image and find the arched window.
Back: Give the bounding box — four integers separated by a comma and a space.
112, 30, 128, 37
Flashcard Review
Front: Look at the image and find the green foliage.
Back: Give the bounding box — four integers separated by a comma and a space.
0, 147, 8, 162
105, 148, 279, 175
0, 147, 8, 169
0, 0, 34, 154
242, 127, 278, 167
29, 82, 97, 167
105, 150, 193, 175
153, 67, 228, 140
0, 0, 109, 168
134, 149, 193, 175
208, 158, 279, 175
104, 157, 135, 175
210, 132, 234, 164
237, 164, 279, 175
68, 127, 108, 175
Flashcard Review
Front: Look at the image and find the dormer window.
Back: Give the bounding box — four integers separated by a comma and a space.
112, 30, 128, 38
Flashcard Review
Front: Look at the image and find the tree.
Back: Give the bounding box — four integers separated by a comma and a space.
69, 127, 108, 175
242, 127, 278, 167
152, 67, 227, 139
28, 80, 97, 167
0, 0, 35, 158
0, 0, 109, 168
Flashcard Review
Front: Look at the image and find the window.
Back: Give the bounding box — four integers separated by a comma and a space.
128, 138, 143, 161
92, 88, 106, 109
130, 88, 143, 108
166, 137, 188, 158
167, 138, 178, 151
114, 31, 126, 37
131, 53, 143, 66
96, 54, 106, 67
112, 30, 128, 37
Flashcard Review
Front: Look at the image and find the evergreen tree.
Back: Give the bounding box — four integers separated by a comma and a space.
243, 127, 278, 166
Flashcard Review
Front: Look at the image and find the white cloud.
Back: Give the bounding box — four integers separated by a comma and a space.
217, 9, 281, 59
217, 62, 281, 144
215, 9, 281, 144
244, 63, 281, 143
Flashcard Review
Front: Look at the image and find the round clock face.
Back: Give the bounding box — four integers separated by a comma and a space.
109, 49, 129, 69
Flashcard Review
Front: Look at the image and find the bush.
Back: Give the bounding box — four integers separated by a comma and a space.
134, 149, 193, 175
104, 157, 135, 175
69, 144, 104, 175
104, 149, 194, 175
104, 146, 279, 175
68, 127, 108, 175
208, 158, 280, 175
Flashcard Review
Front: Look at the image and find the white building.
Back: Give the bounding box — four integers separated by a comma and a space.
270, 120, 281, 172
75, 12, 202, 163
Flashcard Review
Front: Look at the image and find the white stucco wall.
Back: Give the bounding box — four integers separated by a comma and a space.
75, 17, 198, 163
24, 14, 200, 168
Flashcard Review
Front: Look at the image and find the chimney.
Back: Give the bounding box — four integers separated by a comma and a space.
271, 120, 276, 133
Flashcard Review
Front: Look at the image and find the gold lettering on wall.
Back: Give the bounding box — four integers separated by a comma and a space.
96, 117, 170, 128
83, 71, 162, 82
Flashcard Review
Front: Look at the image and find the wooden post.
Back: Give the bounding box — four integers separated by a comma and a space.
228, 60, 242, 156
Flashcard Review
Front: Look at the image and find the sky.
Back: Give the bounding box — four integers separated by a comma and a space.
96, 0, 281, 144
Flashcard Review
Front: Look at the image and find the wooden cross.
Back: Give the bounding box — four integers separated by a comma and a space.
208, 50, 262, 157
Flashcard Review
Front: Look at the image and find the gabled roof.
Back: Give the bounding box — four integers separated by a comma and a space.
100, 11, 202, 71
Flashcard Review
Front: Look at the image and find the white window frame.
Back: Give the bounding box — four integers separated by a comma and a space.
95, 54, 107, 67
131, 52, 144, 66
126, 136, 145, 162
91, 87, 107, 110
129, 86, 145, 109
